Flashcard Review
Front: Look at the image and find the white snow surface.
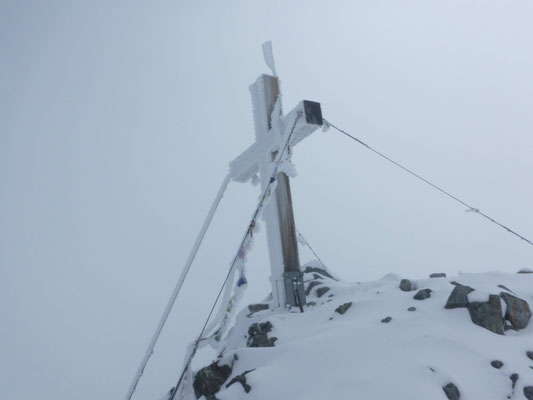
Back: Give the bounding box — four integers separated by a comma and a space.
182, 266, 533, 400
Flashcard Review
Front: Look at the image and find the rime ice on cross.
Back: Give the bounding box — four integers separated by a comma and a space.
229, 42, 323, 309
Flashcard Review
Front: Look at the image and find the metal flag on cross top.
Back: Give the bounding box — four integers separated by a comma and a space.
229, 41, 323, 309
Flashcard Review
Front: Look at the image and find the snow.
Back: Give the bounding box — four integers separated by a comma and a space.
182, 269, 533, 400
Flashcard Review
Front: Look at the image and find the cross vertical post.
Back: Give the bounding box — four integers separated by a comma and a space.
249, 74, 306, 309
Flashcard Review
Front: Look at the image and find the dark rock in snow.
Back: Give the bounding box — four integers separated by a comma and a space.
307, 301, 316, 307
399, 279, 415, 292
510, 373, 519, 389
316, 286, 331, 298
443, 383, 460, 400
413, 289, 432, 300
490, 360, 504, 369
312, 274, 323, 280
500, 292, 532, 330
304, 266, 335, 280
525, 386, 533, 400
445, 284, 474, 309
247, 322, 277, 348
335, 302, 352, 315
225, 369, 255, 394
381, 316, 392, 323
247, 303, 269, 316
467, 294, 505, 335
193, 361, 233, 399
305, 281, 322, 296
408, 307, 416, 312
526, 351, 533, 361
430, 273, 446, 278
517, 268, 533, 274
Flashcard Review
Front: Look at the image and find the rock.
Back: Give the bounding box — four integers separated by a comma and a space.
525, 386, 533, 400
305, 281, 322, 296
193, 361, 233, 399
304, 266, 335, 280
490, 360, 504, 369
510, 373, 519, 389
247, 322, 277, 348
381, 316, 392, 323
413, 289, 432, 300
312, 274, 323, 280
467, 294, 505, 335
316, 286, 331, 298
307, 301, 316, 307
335, 302, 352, 315
500, 292, 531, 330
247, 304, 269, 316
517, 268, 533, 274
225, 369, 255, 394
445, 284, 474, 309
526, 351, 533, 361
399, 279, 415, 292
430, 273, 446, 278
443, 382, 460, 400
408, 307, 416, 312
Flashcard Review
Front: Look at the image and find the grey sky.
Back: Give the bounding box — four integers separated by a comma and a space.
1, 1, 532, 399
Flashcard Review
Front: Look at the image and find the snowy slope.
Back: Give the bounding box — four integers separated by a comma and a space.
173, 264, 533, 400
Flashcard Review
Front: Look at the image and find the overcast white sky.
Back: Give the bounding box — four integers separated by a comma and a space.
1, 1, 533, 399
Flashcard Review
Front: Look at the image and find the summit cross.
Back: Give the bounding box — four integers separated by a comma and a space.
229, 42, 323, 309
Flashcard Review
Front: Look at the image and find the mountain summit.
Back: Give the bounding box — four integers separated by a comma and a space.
170, 264, 533, 400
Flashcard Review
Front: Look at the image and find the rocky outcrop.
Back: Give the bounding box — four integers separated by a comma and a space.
399, 279, 415, 292
335, 302, 352, 315
430, 273, 446, 278
500, 292, 531, 330
413, 289, 432, 300
193, 361, 233, 400
443, 382, 460, 400
247, 322, 277, 348
444, 284, 474, 309
444, 284, 531, 335
304, 266, 335, 280
467, 295, 505, 335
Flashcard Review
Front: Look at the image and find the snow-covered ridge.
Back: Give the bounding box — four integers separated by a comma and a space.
173, 265, 533, 400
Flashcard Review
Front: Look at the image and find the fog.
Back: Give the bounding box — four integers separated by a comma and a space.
1, 1, 532, 399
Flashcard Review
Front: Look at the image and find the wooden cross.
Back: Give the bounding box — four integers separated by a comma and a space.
229, 43, 323, 309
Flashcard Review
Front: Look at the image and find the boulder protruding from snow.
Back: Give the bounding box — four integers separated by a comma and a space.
247, 303, 269, 317
445, 284, 474, 309
399, 279, 415, 292
304, 266, 335, 280
490, 360, 504, 369
500, 292, 531, 330
413, 289, 432, 300
467, 294, 505, 335
247, 322, 277, 348
524, 386, 533, 400
316, 286, 331, 298
443, 382, 460, 400
335, 302, 352, 315
517, 268, 533, 274
193, 361, 233, 400
430, 273, 446, 278
526, 351, 533, 361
